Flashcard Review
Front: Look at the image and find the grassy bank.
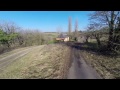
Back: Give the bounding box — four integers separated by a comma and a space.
0, 44, 71, 79
79, 39, 120, 79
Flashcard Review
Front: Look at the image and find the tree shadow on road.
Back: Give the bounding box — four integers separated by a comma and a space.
66, 42, 119, 58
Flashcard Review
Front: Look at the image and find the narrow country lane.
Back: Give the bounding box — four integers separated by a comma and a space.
67, 47, 102, 79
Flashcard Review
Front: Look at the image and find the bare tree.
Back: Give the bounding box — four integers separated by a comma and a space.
83, 28, 91, 43
88, 23, 103, 47
89, 11, 120, 50
0, 21, 21, 47
0, 20, 57, 53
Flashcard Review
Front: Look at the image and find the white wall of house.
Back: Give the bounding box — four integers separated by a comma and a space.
64, 37, 69, 42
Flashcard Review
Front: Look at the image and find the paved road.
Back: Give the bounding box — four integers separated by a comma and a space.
0, 46, 42, 72
67, 47, 102, 79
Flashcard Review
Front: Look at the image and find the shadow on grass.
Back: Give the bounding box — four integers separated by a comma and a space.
66, 41, 119, 58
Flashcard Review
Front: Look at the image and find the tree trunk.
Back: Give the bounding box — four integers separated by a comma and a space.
96, 37, 101, 48
6, 41, 10, 48
107, 11, 115, 50
85, 37, 88, 43
74, 37, 77, 41
107, 27, 114, 49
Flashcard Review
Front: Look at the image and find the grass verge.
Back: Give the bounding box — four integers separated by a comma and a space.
0, 44, 71, 79
80, 44, 120, 79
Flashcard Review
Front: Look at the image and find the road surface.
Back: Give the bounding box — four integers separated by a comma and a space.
67, 46, 102, 79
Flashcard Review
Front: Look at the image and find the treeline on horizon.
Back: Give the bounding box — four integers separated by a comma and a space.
0, 21, 55, 53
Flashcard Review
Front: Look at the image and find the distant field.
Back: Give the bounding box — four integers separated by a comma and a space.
44, 32, 67, 38
45, 33, 59, 38
0, 44, 71, 79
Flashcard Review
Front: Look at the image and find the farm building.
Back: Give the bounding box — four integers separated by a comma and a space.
56, 33, 69, 42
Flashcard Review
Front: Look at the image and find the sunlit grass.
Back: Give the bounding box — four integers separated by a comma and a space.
0, 44, 71, 79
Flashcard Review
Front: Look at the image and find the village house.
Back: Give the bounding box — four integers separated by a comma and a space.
56, 33, 69, 42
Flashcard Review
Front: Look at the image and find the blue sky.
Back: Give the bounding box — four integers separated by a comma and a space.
0, 11, 92, 32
